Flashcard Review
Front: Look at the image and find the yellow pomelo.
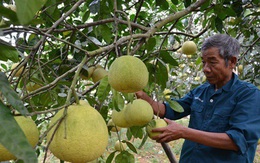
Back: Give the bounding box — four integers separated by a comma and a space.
114, 140, 127, 151
47, 100, 108, 163
0, 116, 39, 161
80, 66, 95, 80
238, 65, 243, 74
11, 63, 24, 77
125, 99, 153, 126
26, 82, 41, 92
146, 119, 167, 139
107, 119, 121, 132
111, 108, 132, 128
92, 67, 108, 83
108, 55, 149, 93
181, 41, 197, 55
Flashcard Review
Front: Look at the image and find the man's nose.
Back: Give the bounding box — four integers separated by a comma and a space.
203, 63, 211, 73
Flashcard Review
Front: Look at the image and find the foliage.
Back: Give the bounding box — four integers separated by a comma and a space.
0, 0, 259, 162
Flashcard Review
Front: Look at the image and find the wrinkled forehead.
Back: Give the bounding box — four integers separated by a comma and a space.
201, 47, 223, 60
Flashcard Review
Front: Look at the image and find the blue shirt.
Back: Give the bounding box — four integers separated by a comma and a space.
164, 73, 260, 163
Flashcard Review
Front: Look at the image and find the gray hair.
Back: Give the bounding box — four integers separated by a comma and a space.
201, 34, 240, 66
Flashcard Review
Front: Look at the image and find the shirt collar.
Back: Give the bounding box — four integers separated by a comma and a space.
210, 73, 238, 92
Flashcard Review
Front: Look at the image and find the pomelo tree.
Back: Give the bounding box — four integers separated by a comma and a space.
0, 0, 259, 162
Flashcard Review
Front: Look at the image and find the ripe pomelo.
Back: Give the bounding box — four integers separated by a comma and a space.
11, 63, 25, 77
146, 119, 167, 139
181, 41, 197, 55
124, 99, 153, 126
80, 66, 95, 80
26, 82, 41, 92
238, 65, 243, 74
107, 119, 121, 132
92, 67, 108, 83
108, 55, 149, 93
47, 100, 108, 163
111, 108, 132, 128
0, 116, 39, 161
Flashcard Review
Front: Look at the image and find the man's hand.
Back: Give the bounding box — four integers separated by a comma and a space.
152, 118, 186, 143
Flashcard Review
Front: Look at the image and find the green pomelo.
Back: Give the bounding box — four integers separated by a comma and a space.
108, 55, 149, 93
92, 67, 108, 83
125, 99, 153, 126
181, 41, 197, 55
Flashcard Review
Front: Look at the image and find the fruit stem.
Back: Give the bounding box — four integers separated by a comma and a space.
65, 55, 88, 105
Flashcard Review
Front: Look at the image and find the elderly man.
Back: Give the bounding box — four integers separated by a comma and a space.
136, 34, 260, 163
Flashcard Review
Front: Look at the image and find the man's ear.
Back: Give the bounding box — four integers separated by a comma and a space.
229, 56, 237, 69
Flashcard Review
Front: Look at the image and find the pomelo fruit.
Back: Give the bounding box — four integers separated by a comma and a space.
92, 67, 108, 83
80, 66, 95, 80
146, 119, 167, 139
0, 116, 39, 161
124, 99, 153, 126
114, 140, 127, 151
26, 82, 41, 92
111, 108, 132, 128
107, 119, 121, 132
108, 55, 149, 93
181, 41, 197, 55
11, 63, 25, 77
47, 100, 108, 163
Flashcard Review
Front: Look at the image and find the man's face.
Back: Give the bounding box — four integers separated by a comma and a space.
202, 47, 235, 89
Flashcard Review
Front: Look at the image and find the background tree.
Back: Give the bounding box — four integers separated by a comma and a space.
0, 0, 259, 162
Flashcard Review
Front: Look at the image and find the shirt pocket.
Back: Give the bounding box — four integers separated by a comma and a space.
190, 102, 204, 129
208, 107, 231, 132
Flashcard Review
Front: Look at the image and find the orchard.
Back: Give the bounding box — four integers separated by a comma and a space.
0, 0, 259, 162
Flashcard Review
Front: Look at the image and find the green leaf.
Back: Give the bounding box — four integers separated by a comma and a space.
138, 132, 148, 149
98, 25, 112, 44
214, 5, 227, 20
128, 126, 144, 139
106, 151, 116, 163
156, 0, 169, 10
156, 59, 168, 90
0, 72, 28, 115
214, 17, 223, 33
97, 76, 110, 102
184, 0, 191, 8
115, 151, 135, 163
15, 0, 47, 25
0, 6, 19, 24
145, 37, 156, 53
200, 0, 211, 10
112, 89, 125, 111
0, 42, 19, 62
166, 99, 184, 113
123, 141, 137, 154
159, 51, 178, 66
45, 0, 56, 15
171, 0, 178, 5
0, 101, 37, 163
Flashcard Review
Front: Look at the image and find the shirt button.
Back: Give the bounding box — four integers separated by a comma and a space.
210, 99, 213, 103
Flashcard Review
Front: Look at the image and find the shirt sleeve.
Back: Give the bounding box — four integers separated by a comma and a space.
226, 87, 260, 155
164, 90, 194, 120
